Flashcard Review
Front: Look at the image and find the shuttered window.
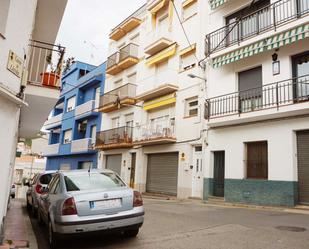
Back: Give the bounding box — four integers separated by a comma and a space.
246, 141, 268, 179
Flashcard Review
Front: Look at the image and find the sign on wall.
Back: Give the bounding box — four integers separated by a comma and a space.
7, 50, 23, 78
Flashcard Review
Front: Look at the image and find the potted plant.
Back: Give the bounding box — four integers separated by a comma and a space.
41, 44, 65, 87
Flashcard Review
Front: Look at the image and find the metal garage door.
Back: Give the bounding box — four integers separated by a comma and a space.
106, 155, 122, 175
146, 153, 179, 196
297, 130, 309, 204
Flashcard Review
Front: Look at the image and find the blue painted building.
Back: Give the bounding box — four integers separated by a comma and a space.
44, 62, 105, 170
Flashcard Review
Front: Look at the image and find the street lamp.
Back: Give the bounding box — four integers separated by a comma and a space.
187, 74, 207, 82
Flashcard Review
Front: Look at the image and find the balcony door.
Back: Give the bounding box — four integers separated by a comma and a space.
238, 66, 263, 113
292, 52, 309, 101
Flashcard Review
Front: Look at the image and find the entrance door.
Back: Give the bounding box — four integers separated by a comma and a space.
192, 146, 203, 198
106, 154, 122, 175
130, 153, 136, 188
297, 130, 309, 204
213, 151, 225, 197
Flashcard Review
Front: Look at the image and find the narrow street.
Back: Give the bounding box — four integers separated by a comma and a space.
30, 198, 309, 249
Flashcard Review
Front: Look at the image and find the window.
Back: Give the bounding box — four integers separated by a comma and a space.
127, 72, 137, 84
78, 161, 93, 170
114, 79, 123, 89
125, 113, 134, 127
60, 163, 71, 170
112, 117, 120, 128
292, 52, 309, 100
180, 53, 196, 71
246, 141, 268, 179
185, 97, 198, 117
130, 33, 140, 44
95, 87, 100, 108
63, 129, 72, 144
66, 96, 76, 112
182, 0, 197, 21
238, 66, 262, 112
158, 12, 169, 31
0, 0, 10, 37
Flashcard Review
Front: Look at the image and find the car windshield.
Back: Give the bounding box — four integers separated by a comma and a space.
64, 172, 126, 192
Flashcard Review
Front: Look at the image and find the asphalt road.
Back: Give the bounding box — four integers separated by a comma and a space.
30, 198, 309, 249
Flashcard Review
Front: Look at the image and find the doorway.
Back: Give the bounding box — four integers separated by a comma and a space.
192, 146, 203, 198
130, 153, 136, 188
213, 151, 225, 197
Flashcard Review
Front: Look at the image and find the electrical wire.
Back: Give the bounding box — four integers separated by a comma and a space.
171, 0, 200, 64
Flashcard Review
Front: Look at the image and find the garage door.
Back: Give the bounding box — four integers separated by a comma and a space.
106, 154, 122, 175
146, 153, 179, 196
297, 130, 309, 204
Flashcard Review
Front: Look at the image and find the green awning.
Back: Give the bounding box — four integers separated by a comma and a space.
212, 23, 309, 68
209, 0, 227, 10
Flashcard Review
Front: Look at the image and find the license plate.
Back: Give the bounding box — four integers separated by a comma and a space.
90, 199, 122, 209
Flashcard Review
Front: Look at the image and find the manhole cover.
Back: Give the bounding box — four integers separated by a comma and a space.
275, 226, 306, 232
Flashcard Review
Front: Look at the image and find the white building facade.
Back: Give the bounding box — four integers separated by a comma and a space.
203, 0, 309, 206
0, 0, 67, 242
97, 0, 209, 199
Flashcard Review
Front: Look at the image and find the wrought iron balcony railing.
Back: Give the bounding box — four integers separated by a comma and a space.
99, 83, 137, 110
95, 126, 133, 149
205, 75, 309, 119
205, 0, 309, 55
27, 40, 65, 88
106, 43, 139, 70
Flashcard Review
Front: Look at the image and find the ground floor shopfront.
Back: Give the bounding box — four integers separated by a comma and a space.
99, 142, 204, 199
204, 116, 309, 207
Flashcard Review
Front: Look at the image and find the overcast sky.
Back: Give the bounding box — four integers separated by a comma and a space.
56, 0, 145, 66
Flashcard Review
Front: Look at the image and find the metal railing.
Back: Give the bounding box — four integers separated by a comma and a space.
205, 75, 309, 119
107, 43, 139, 69
27, 40, 65, 87
205, 0, 309, 55
100, 83, 137, 107
95, 126, 133, 147
134, 121, 176, 142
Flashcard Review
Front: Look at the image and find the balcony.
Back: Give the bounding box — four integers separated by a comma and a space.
95, 126, 133, 150
109, 5, 145, 41
134, 122, 176, 145
43, 143, 60, 156
205, 75, 309, 127
19, 40, 65, 138
138, 84, 179, 101
205, 0, 309, 56
106, 43, 139, 75
71, 138, 94, 153
44, 113, 63, 130
75, 100, 97, 120
98, 83, 137, 113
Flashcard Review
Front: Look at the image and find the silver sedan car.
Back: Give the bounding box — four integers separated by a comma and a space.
38, 169, 144, 248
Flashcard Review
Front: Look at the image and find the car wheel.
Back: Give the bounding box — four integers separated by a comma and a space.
48, 219, 59, 249
124, 228, 139, 238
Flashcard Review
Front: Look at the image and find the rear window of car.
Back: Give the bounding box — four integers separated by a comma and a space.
64, 172, 125, 192
39, 174, 54, 185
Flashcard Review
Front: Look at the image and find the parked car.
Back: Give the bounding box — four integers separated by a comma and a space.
26, 171, 55, 215
38, 169, 144, 249
10, 184, 16, 198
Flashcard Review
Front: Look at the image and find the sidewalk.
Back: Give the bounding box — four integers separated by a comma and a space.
0, 199, 38, 249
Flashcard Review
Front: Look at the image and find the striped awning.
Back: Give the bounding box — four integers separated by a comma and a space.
212, 24, 309, 68
209, 0, 227, 10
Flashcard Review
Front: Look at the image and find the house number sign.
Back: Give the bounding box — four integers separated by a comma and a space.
7, 50, 23, 78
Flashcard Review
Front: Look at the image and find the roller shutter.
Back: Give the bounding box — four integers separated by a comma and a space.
297, 130, 309, 204
146, 153, 178, 195
106, 154, 122, 175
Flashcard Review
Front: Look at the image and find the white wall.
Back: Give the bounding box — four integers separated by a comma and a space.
0, 0, 37, 93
